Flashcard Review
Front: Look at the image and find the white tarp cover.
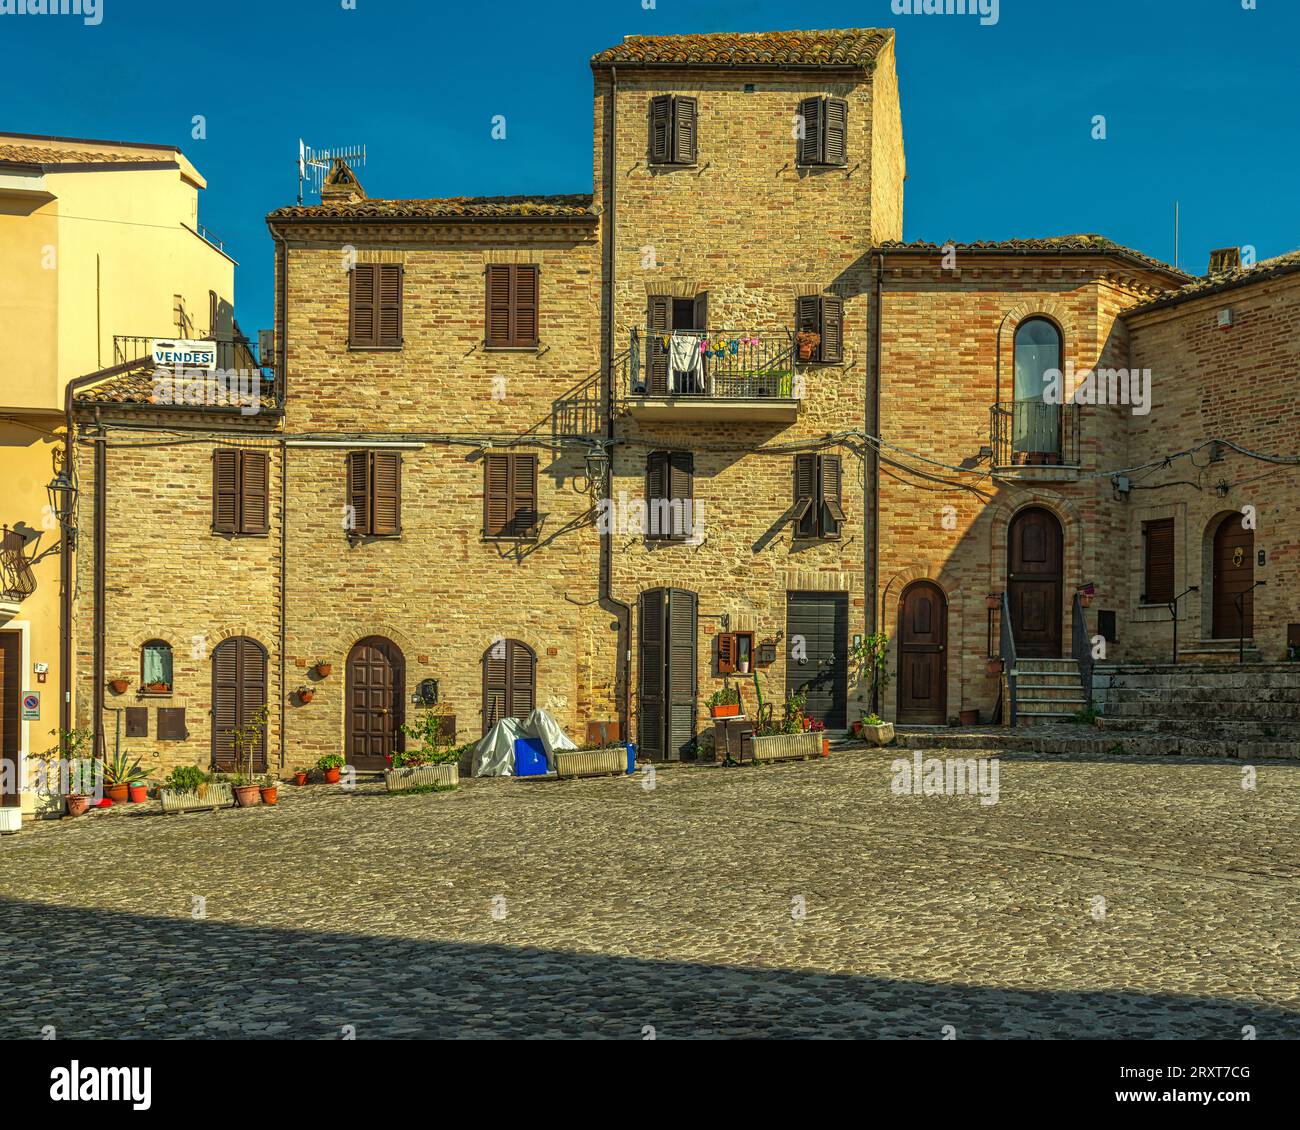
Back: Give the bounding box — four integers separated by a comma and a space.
472, 708, 577, 777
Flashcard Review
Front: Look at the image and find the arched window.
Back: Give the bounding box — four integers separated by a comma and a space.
140, 640, 173, 694
1012, 318, 1063, 461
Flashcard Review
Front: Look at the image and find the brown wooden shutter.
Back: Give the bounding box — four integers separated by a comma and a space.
795, 294, 820, 337
797, 96, 821, 165
486, 264, 512, 347
212, 449, 239, 533
668, 451, 693, 540
350, 264, 376, 347
510, 453, 538, 537
717, 632, 736, 675
1144, 518, 1175, 604
371, 451, 402, 536
672, 96, 697, 164
483, 453, 510, 537
692, 291, 708, 331
514, 265, 539, 347
666, 588, 698, 760
819, 295, 844, 363
824, 98, 848, 165
509, 641, 535, 720
239, 451, 270, 534
637, 589, 666, 760
646, 451, 669, 540
646, 295, 671, 394
648, 94, 672, 163
346, 451, 370, 536
821, 454, 845, 538
377, 263, 403, 347
211, 641, 240, 769
793, 454, 818, 538
482, 641, 508, 733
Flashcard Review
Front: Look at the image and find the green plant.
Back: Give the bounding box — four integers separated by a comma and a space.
165, 765, 207, 793
103, 748, 147, 787
757, 691, 809, 737
861, 712, 884, 727
227, 705, 269, 787
705, 681, 740, 709
41, 727, 96, 794
316, 753, 345, 772
850, 633, 893, 708
397, 711, 460, 767
1070, 707, 1099, 725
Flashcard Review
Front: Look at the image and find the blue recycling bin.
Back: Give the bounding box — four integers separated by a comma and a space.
625, 742, 636, 774
513, 736, 549, 777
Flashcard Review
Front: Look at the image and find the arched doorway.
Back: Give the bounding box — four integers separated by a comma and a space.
481, 638, 536, 735
897, 581, 947, 725
1007, 506, 1063, 657
1211, 514, 1254, 639
346, 636, 405, 770
212, 636, 268, 773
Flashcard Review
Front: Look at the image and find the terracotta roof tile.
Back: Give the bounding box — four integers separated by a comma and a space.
268, 193, 595, 222
881, 236, 1190, 281
73, 357, 268, 411
591, 29, 890, 68
0, 142, 169, 166
1124, 247, 1300, 316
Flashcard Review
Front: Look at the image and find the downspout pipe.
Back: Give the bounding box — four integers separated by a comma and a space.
92, 408, 106, 760
870, 250, 884, 713
598, 64, 633, 739
271, 226, 289, 771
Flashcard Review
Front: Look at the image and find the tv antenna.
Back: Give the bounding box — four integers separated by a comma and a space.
297, 139, 367, 205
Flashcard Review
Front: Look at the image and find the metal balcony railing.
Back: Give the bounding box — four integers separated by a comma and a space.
626, 328, 796, 401
112, 333, 279, 409
990, 400, 1080, 468
0, 526, 37, 602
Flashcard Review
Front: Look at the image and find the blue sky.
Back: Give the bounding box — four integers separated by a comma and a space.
4, 0, 1296, 336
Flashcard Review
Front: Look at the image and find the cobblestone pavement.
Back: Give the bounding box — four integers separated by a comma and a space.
1, 747, 1297, 1039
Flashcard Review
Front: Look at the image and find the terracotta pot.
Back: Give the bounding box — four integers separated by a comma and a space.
299, 689, 314, 704
66, 795, 91, 818
105, 783, 129, 804
985, 595, 1000, 609
128, 783, 148, 803
259, 785, 278, 806
293, 772, 309, 786
233, 784, 261, 808
851, 720, 863, 736
108, 678, 129, 695
821, 738, 830, 757
322, 767, 341, 784
710, 704, 740, 718
959, 709, 980, 727
314, 663, 332, 678
986, 659, 1004, 676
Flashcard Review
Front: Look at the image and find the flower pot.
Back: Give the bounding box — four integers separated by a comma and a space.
986, 659, 1004, 676
751, 732, 822, 763
233, 784, 261, 808
105, 783, 129, 804
737, 661, 750, 674
293, 772, 309, 786
108, 678, 129, 695
862, 722, 895, 747
161, 783, 234, 814
314, 663, 332, 678
959, 709, 980, 727
851, 720, 863, 736
821, 738, 830, 757
322, 767, 341, 784
985, 595, 1000, 609
709, 703, 740, 718
259, 785, 278, 806
128, 783, 148, 803
384, 763, 459, 792
298, 689, 314, 704
554, 748, 627, 780
65, 795, 91, 818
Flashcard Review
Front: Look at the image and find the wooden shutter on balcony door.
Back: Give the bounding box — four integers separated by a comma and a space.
638, 589, 666, 760
377, 263, 403, 347
484, 454, 510, 537
511, 453, 538, 537
648, 95, 672, 163
240, 451, 270, 534
821, 454, 845, 537
824, 98, 848, 165
346, 451, 370, 536
793, 453, 818, 538
350, 264, 376, 346
646, 295, 671, 394
672, 96, 697, 164
371, 451, 402, 536
212, 449, 239, 533
797, 96, 821, 165
819, 296, 844, 363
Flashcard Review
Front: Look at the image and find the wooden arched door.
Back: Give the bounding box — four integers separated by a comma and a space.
481, 639, 536, 735
897, 582, 947, 725
347, 636, 404, 770
1211, 514, 1254, 639
212, 636, 268, 773
1007, 506, 1063, 658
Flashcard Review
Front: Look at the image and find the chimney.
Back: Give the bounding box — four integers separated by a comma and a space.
1207, 246, 1242, 276
320, 158, 366, 205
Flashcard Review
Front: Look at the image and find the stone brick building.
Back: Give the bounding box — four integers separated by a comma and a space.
58, 28, 1300, 788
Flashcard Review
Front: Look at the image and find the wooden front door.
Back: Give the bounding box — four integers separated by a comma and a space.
638, 588, 697, 761
347, 636, 404, 770
212, 636, 268, 773
1008, 507, 1063, 658
897, 582, 947, 725
0, 633, 19, 811
1212, 514, 1255, 639
786, 591, 848, 729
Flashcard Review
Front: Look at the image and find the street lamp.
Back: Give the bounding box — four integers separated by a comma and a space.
46, 470, 77, 546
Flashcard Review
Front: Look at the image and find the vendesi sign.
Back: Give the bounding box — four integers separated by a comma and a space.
151, 340, 218, 371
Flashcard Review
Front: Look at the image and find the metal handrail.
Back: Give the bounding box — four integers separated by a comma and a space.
1071, 592, 1094, 708
1167, 585, 1199, 664
999, 590, 1018, 726
1236, 581, 1266, 663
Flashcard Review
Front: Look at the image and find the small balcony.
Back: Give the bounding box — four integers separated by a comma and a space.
1, 526, 37, 622
991, 400, 1081, 473
112, 333, 279, 409
622, 328, 799, 423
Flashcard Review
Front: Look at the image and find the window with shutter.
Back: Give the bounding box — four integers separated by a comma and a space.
377, 263, 403, 347
820, 454, 845, 538
796, 96, 848, 166
346, 450, 402, 538
792, 453, 846, 539
717, 632, 736, 674
213, 449, 239, 533
795, 295, 844, 363
213, 449, 269, 536
1142, 518, 1175, 605
648, 94, 698, 166
645, 295, 671, 395
481, 639, 536, 735
350, 264, 375, 347
646, 450, 692, 542
793, 453, 818, 538
482, 453, 538, 540
349, 263, 402, 349
484, 264, 540, 348
797, 96, 821, 165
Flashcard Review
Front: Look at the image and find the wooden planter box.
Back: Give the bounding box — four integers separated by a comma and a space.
160, 782, 235, 814
554, 747, 628, 779
750, 732, 821, 763
384, 763, 459, 792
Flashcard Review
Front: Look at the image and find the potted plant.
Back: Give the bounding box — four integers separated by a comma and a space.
985, 593, 1000, 609
849, 632, 894, 724
796, 330, 821, 361
259, 775, 279, 806
227, 705, 270, 808
707, 682, 741, 719
859, 712, 895, 746
141, 680, 171, 695
43, 726, 95, 818
317, 753, 344, 784
554, 740, 633, 779
387, 712, 460, 791
128, 781, 149, 803
986, 657, 1004, 676
807, 718, 829, 757
160, 764, 234, 814
108, 677, 130, 695
102, 747, 146, 804
750, 691, 821, 762
314, 661, 332, 678
293, 767, 310, 786
298, 686, 314, 704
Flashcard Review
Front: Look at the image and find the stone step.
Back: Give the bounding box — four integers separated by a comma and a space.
1015, 659, 1081, 673
1015, 671, 1083, 685
1096, 715, 1300, 741
1094, 671, 1300, 692
1096, 685, 1300, 705
1018, 686, 1088, 702
1102, 699, 1300, 721
894, 725, 1300, 761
